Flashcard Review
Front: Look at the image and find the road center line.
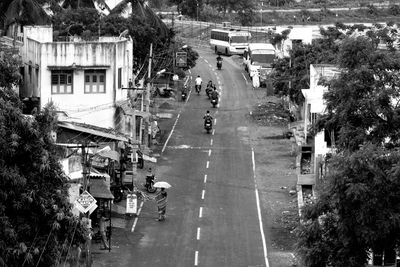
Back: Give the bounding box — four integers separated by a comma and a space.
199, 207, 203, 218
194, 251, 199, 266
210, 139, 213, 146
201, 190, 205, 199
214, 118, 217, 125
208, 149, 211, 156
204, 174, 207, 183
197, 227, 201, 240
242, 72, 248, 83
206, 161, 209, 168
252, 148, 270, 267
212, 129, 215, 135
131, 201, 144, 232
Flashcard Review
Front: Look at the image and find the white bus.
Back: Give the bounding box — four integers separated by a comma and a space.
210, 29, 251, 56
243, 43, 276, 87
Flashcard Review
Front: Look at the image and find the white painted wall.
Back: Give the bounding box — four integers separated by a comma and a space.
21, 25, 133, 130
275, 26, 313, 57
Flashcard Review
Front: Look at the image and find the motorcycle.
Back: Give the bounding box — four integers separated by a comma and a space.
217, 60, 222, 70
195, 84, 201, 95
144, 174, 157, 193
111, 183, 131, 203
182, 90, 187, 101
204, 119, 213, 134
211, 96, 219, 108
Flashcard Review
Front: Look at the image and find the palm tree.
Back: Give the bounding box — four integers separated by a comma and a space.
109, 0, 169, 40
3, 0, 51, 34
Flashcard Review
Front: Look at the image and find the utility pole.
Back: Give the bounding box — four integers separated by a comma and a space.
172, 13, 175, 75
144, 43, 153, 149
79, 143, 98, 267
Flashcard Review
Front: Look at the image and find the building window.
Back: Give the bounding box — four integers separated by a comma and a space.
84, 70, 106, 93
118, 68, 122, 89
51, 70, 73, 94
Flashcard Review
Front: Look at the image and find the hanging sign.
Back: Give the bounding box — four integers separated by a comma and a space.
176, 52, 187, 67
75, 190, 97, 214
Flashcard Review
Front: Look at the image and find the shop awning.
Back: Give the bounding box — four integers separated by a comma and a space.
57, 121, 129, 143
67, 168, 110, 181
89, 178, 114, 200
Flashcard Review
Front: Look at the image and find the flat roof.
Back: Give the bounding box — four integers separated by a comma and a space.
247, 43, 275, 50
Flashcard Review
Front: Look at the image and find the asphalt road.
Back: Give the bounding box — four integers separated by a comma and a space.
125, 50, 270, 267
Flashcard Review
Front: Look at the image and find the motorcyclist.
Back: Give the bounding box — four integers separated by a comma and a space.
195, 75, 202, 88
210, 88, 219, 100
216, 54, 223, 69
203, 110, 213, 126
206, 80, 215, 97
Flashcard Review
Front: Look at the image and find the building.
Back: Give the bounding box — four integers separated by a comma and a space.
275, 26, 313, 58
20, 25, 134, 136
293, 64, 339, 214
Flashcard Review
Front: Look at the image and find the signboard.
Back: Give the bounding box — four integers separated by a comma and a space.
176, 52, 187, 67
75, 190, 97, 214
126, 194, 137, 214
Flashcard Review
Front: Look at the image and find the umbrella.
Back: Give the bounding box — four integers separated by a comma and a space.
153, 181, 171, 189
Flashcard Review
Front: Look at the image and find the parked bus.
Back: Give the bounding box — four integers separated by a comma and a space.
210, 29, 251, 56
243, 43, 276, 87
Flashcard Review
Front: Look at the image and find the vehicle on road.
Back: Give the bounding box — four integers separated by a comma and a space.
144, 174, 157, 193
195, 84, 201, 94
243, 43, 276, 87
210, 28, 251, 56
204, 119, 212, 134
217, 60, 222, 70
211, 97, 218, 108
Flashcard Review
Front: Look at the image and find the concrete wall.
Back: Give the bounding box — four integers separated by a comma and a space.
20, 25, 133, 130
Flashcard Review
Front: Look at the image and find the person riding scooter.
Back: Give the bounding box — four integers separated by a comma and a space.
210, 88, 219, 108
203, 110, 213, 133
195, 75, 202, 94
206, 80, 215, 99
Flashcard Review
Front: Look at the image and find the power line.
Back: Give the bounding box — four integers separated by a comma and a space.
35, 228, 53, 267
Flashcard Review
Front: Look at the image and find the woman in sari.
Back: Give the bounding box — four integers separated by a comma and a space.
155, 188, 168, 221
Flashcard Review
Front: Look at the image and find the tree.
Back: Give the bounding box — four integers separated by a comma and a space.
0, 56, 87, 266
296, 144, 400, 266
3, 0, 51, 34
235, 0, 256, 26
316, 34, 400, 151
270, 23, 370, 105
0, 52, 21, 89
180, 0, 203, 19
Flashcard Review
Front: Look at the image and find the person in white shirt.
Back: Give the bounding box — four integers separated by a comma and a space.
195, 75, 202, 86
195, 75, 203, 93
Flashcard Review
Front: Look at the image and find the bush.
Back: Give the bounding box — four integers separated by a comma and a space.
389, 4, 400, 16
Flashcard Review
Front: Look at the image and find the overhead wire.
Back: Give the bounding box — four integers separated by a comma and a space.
35, 228, 53, 267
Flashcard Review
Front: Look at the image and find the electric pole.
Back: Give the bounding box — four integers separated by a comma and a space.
144, 43, 153, 149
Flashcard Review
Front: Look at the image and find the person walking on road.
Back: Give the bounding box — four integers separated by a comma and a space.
155, 188, 168, 221
99, 215, 109, 250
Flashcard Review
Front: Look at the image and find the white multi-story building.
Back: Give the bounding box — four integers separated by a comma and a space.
20, 25, 134, 133
301, 64, 339, 175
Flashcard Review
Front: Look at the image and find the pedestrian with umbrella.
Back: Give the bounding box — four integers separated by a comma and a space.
153, 181, 171, 221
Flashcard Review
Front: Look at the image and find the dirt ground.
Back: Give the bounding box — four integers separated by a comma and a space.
247, 93, 301, 267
